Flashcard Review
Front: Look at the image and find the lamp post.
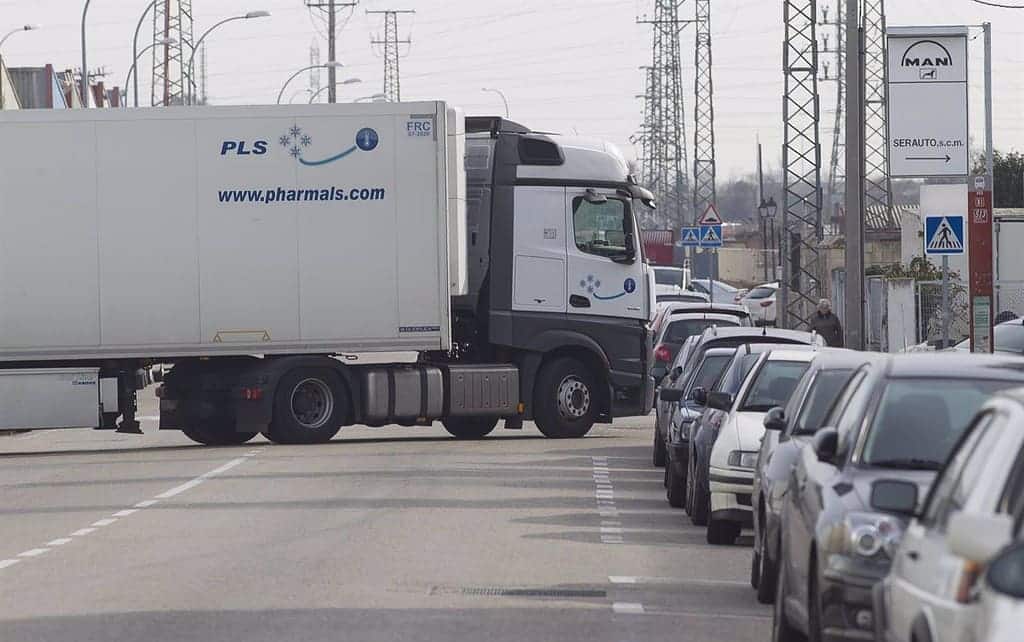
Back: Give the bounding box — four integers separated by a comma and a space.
185, 10, 270, 105
277, 61, 342, 105
308, 78, 362, 104
81, 0, 93, 107
125, 38, 177, 105
354, 93, 387, 103
131, 1, 157, 108
759, 197, 778, 282
481, 87, 509, 118
0, 24, 40, 110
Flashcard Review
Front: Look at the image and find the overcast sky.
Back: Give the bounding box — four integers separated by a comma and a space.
0, 0, 1021, 182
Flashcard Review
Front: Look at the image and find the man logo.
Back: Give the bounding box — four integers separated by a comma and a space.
901, 40, 953, 71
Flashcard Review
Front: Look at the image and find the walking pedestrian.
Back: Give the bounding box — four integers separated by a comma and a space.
810, 298, 844, 347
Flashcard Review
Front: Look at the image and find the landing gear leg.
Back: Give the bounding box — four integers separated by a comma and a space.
116, 371, 142, 435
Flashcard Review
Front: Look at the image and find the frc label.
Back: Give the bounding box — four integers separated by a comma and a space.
407, 115, 434, 138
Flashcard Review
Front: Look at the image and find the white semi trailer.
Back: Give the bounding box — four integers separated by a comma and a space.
0, 102, 656, 444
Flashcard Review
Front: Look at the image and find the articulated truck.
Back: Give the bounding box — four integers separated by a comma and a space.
0, 102, 655, 444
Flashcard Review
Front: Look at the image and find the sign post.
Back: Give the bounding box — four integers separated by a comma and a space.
697, 205, 723, 302
969, 175, 995, 353
924, 214, 966, 348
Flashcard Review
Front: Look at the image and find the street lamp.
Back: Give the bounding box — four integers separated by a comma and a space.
277, 61, 343, 105
354, 93, 387, 103
308, 78, 362, 104
131, 1, 158, 108
481, 87, 509, 119
1, 24, 40, 110
81, 0, 93, 107
186, 10, 270, 105
758, 197, 778, 281
125, 38, 177, 106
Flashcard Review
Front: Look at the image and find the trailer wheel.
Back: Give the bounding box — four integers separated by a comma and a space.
266, 368, 348, 445
442, 417, 498, 440
181, 423, 258, 446
533, 356, 597, 439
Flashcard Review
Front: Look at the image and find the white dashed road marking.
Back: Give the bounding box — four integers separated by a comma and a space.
613, 602, 645, 614
591, 456, 624, 545
0, 448, 266, 572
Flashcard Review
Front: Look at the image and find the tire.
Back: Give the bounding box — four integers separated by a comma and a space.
667, 462, 685, 508
653, 422, 667, 467
265, 368, 348, 445
757, 527, 779, 604
689, 450, 710, 526
772, 556, 806, 642
751, 549, 761, 590
181, 422, 258, 446
685, 442, 696, 515
808, 558, 823, 642
443, 417, 498, 440
707, 518, 741, 545
533, 357, 598, 439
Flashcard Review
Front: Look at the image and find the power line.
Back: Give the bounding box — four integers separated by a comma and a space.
368, 9, 414, 102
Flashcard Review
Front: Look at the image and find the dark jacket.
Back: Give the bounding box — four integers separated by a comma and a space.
810, 311, 844, 347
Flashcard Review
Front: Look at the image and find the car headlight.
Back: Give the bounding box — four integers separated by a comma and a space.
835, 512, 905, 559
727, 450, 758, 468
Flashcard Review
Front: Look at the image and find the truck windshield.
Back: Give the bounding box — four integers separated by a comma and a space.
573, 198, 629, 258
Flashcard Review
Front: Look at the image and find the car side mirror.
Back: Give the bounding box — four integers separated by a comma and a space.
669, 366, 684, 382
659, 387, 684, 403
689, 386, 708, 405
870, 479, 918, 516
987, 542, 1024, 599
948, 511, 1014, 562
763, 407, 786, 431
706, 391, 732, 411
812, 427, 838, 463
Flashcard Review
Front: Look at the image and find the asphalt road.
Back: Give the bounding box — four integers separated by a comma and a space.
0, 399, 769, 642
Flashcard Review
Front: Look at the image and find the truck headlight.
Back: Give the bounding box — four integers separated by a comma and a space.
727, 450, 758, 468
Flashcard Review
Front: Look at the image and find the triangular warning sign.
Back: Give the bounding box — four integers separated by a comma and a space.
682, 228, 700, 243
927, 217, 963, 251
698, 204, 722, 226
702, 226, 721, 243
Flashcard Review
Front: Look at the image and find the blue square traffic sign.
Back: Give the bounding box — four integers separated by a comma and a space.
699, 225, 723, 248
924, 215, 965, 256
680, 226, 701, 247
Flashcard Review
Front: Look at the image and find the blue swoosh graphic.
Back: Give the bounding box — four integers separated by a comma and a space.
593, 291, 627, 301
298, 145, 359, 166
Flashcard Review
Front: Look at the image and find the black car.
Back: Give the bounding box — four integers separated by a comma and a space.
752, 349, 878, 604
772, 353, 1024, 642
684, 334, 820, 527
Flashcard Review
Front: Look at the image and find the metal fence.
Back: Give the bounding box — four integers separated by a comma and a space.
915, 280, 970, 346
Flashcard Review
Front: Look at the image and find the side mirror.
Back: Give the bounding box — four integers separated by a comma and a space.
763, 407, 786, 431
669, 366, 684, 382
812, 427, 838, 463
948, 511, 1014, 562
689, 386, 708, 405
706, 391, 733, 411
659, 387, 684, 403
987, 542, 1024, 599
870, 479, 919, 516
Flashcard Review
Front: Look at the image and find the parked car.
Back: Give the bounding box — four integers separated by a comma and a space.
705, 349, 815, 545
970, 536, 1024, 642
656, 291, 710, 306
740, 282, 778, 326
689, 278, 741, 305
752, 349, 877, 604
653, 266, 688, 297
685, 332, 824, 526
951, 317, 1024, 355
658, 347, 737, 506
876, 387, 1024, 642
772, 354, 1024, 642
651, 304, 752, 382
651, 301, 751, 347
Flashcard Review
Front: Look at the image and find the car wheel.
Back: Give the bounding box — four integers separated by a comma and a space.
757, 525, 779, 604
534, 357, 597, 439
707, 518, 741, 545
751, 548, 761, 590
772, 557, 806, 642
689, 449, 710, 526
667, 461, 685, 508
653, 420, 666, 467
685, 441, 696, 515
808, 557, 823, 642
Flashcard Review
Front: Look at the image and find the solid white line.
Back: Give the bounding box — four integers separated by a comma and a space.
155, 478, 204, 499
113, 509, 139, 517
600, 527, 623, 534
609, 576, 637, 584
134, 499, 159, 508
613, 602, 645, 614
46, 538, 72, 547
608, 576, 750, 587
203, 457, 247, 477
18, 548, 48, 558
71, 528, 96, 537
91, 518, 117, 527
0, 559, 20, 569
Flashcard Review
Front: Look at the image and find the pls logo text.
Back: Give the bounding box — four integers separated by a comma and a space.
220, 124, 380, 166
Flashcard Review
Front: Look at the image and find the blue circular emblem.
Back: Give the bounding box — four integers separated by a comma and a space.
356, 128, 379, 151
623, 278, 637, 294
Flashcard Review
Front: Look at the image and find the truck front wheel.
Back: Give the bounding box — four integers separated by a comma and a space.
182, 423, 259, 446
265, 368, 348, 445
442, 417, 498, 440
534, 357, 597, 439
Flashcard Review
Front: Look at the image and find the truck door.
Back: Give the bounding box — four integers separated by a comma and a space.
511, 186, 568, 313
565, 189, 646, 320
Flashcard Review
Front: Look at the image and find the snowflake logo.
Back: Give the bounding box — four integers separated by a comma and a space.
278, 134, 291, 148
289, 145, 302, 158
289, 125, 303, 139
583, 274, 598, 294
300, 134, 312, 148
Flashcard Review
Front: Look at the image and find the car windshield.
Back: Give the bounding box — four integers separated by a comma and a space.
664, 318, 739, 344
714, 353, 762, 394
687, 354, 732, 394
746, 286, 775, 300
862, 378, 1016, 469
654, 267, 684, 286
739, 360, 811, 412
791, 369, 853, 435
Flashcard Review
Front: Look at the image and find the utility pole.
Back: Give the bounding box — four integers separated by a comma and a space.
368, 9, 414, 102
862, 0, 891, 214
637, 1, 694, 234
693, 0, 718, 280
310, 40, 321, 101
843, 0, 865, 348
819, 1, 846, 225
306, 1, 357, 103
150, 0, 193, 106
198, 41, 208, 105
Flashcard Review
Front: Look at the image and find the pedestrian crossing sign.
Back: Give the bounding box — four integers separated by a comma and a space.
681, 226, 701, 247
925, 215, 965, 256
699, 225, 723, 248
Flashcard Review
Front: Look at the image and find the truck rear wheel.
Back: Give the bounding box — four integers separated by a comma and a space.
265, 368, 348, 445
442, 417, 498, 440
181, 423, 258, 446
534, 357, 597, 439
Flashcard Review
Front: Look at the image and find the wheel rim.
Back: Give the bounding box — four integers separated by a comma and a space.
556, 375, 591, 420
289, 378, 334, 429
